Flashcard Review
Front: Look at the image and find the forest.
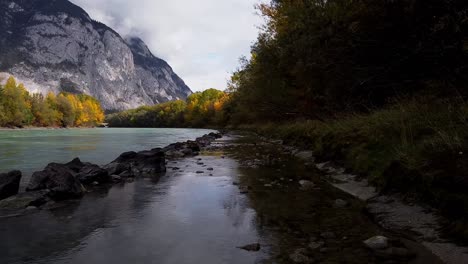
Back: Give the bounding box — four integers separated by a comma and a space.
106, 88, 229, 128
107, 0, 468, 240
0, 76, 104, 128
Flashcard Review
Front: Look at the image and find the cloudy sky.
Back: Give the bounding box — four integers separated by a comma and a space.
70, 0, 263, 92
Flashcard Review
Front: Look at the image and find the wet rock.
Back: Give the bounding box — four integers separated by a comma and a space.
295, 151, 314, 160
0, 190, 50, 210
289, 248, 310, 263
0, 170, 22, 200
111, 175, 122, 183
207, 168, 214, 171
76, 164, 110, 185
196, 171, 204, 174
308, 241, 325, 250
334, 199, 349, 208
374, 247, 415, 260
25, 206, 38, 211
27, 163, 85, 200
364, 236, 389, 250
299, 180, 315, 190
321, 231, 336, 239
172, 167, 180, 171
238, 243, 261, 251
105, 149, 166, 177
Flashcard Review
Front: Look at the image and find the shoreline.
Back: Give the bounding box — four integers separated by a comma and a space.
0, 132, 223, 214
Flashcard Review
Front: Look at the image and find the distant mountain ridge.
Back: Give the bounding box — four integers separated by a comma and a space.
0, 0, 192, 110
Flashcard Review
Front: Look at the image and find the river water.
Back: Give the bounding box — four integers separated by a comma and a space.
0, 128, 214, 186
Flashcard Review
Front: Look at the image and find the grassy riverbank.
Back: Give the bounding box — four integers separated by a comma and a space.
235, 98, 468, 240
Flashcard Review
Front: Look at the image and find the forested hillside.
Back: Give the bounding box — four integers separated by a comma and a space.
106, 89, 229, 128
0, 76, 104, 128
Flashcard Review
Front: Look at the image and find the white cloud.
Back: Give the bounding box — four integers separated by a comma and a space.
70, 0, 262, 92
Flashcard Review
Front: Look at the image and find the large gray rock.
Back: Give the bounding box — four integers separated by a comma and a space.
364, 236, 389, 250
27, 163, 84, 200
0, 170, 21, 200
0, 0, 191, 111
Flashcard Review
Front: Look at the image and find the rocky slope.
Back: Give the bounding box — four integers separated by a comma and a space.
0, 0, 192, 110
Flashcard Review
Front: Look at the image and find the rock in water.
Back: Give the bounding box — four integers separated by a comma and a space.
27, 163, 84, 200
76, 164, 110, 185
238, 243, 261, 252
104, 149, 166, 177
0, 0, 191, 111
0, 190, 50, 210
364, 236, 389, 250
0, 170, 22, 200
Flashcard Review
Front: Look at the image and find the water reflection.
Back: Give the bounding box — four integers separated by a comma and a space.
0, 155, 267, 264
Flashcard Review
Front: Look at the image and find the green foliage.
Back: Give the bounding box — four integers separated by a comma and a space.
0, 76, 105, 128
106, 89, 229, 128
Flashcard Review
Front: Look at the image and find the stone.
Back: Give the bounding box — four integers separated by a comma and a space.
111, 175, 122, 182
299, 180, 315, 190
0, 190, 50, 210
238, 243, 261, 251
27, 163, 84, 200
295, 151, 314, 160
334, 199, 349, 208
321, 232, 336, 239
289, 248, 310, 263
104, 149, 166, 177
363, 236, 389, 250
196, 171, 204, 174
308, 241, 325, 250
207, 168, 214, 171
0, 170, 22, 200
76, 164, 110, 185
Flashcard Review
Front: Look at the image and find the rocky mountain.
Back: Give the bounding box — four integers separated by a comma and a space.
0, 0, 192, 111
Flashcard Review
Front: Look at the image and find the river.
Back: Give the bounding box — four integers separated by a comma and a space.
0, 131, 442, 263
0, 128, 214, 187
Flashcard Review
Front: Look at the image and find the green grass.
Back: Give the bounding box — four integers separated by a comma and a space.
235, 97, 468, 239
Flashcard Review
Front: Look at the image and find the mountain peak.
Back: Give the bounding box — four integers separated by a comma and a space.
0, 0, 192, 110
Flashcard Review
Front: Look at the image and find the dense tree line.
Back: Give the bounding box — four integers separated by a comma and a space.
0, 76, 105, 127
225, 0, 468, 123
106, 89, 229, 127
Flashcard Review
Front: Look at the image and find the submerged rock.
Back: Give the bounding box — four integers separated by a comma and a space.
238, 243, 261, 252
0, 170, 22, 200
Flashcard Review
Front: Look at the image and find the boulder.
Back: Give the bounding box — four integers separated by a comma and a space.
0, 170, 22, 200
27, 163, 85, 200
0, 190, 50, 210
104, 149, 166, 177
76, 164, 110, 184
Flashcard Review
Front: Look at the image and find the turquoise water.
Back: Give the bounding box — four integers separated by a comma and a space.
0, 128, 215, 186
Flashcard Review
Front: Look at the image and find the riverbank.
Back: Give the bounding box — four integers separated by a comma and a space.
234, 98, 468, 240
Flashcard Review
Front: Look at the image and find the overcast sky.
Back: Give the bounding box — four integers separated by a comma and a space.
70, 0, 263, 92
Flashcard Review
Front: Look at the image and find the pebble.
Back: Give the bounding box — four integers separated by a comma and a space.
289, 248, 310, 263
363, 236, 389, 250
334, 199, 349, 208
321, 231, 336, 239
